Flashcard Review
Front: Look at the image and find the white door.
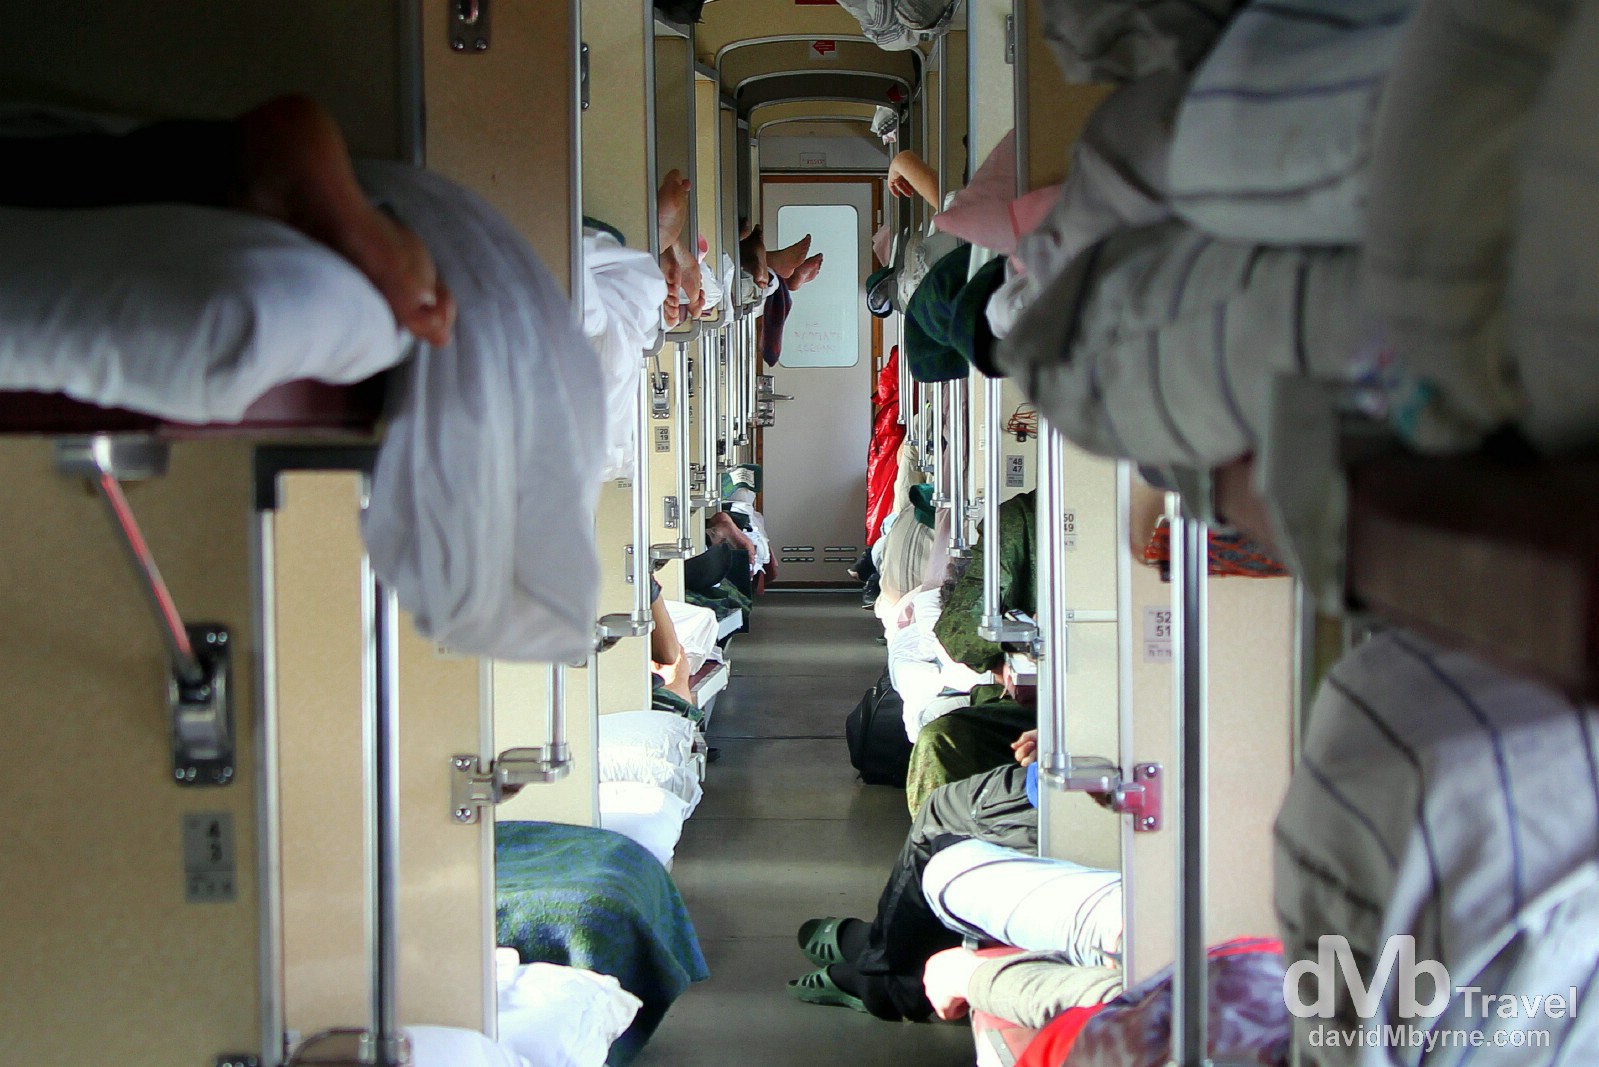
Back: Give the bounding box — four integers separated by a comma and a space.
759, 180, 877, 584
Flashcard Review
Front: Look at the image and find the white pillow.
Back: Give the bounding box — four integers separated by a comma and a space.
598, 712, 703, 808
407, 1026, 531, 1067
598, 781, 691, 868
495, 962, 642, 1067
0, 204, 410, 423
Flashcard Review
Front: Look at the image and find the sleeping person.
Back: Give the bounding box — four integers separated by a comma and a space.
2, 93, 455, 346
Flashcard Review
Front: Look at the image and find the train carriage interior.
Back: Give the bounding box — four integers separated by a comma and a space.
4, 1, 1599, 1066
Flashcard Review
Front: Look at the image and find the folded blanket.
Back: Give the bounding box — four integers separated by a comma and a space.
997, 221, 1361, 468
1168, 0, 1416, 245
495, 822, 709, 1067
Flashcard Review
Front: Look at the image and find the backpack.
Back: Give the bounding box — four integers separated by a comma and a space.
845, 669, 913, 787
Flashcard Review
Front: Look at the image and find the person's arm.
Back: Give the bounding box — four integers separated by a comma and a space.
887, 149, 941, 208
935, 948, 1122, 1028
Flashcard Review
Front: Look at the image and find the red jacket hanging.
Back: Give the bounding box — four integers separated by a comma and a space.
865, 346, 906, 546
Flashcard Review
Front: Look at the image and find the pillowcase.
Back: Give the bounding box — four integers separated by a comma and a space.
495, 962, 643, 1067
0, 204, 410, 423
598, 711, 703, 808
598, 781, 692, 868
407, 1026, 531, 1067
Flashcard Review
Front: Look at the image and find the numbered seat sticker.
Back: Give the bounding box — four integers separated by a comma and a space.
182, 812, 236, 904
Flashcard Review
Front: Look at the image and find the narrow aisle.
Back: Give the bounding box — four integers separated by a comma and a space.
637, 592, 975, 1065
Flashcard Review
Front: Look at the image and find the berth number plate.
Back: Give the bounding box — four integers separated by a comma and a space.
655, 427, 672, 453
182, 812, 236, 903
1143, 607, 1173, 664
1005, 455, 1025, 488
1062, 509, 1078, 552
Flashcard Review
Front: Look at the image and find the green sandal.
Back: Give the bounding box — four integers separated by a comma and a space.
787, 967, 867, 1013
796, 916, 852, 966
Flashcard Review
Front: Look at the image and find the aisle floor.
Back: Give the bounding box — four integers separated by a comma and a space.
635, 591, 975, 1066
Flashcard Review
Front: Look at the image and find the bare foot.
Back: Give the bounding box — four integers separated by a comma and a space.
766, 234, 812, 280
657, 168, 691, 251
740, 226, 770, 288
232, 95, 454, 346
786, 252, 823, 290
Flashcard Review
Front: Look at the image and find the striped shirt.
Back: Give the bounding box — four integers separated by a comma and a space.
1276, 630, 1599, 1064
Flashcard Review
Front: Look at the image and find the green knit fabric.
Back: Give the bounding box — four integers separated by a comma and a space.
933, 490, 1037, 673
954, 256, 1008, 378
905, 689, 1036, 816
904, 244, 974, 383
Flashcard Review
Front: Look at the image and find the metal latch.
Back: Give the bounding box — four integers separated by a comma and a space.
650, 366, 671, 419
1005, 14, 1016, 64
449, 0, 490, 52
580, 43, 590, 110
451, 747, 572, 823
663, 495, 680, 530
1113, 763, 1163, 832
1039, 758, 1163, 833
172, 624, 235, 786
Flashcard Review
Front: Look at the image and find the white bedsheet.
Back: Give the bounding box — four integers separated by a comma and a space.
583, 229, 666, 481
357, 161, 606, 663
663, 598, 721, 674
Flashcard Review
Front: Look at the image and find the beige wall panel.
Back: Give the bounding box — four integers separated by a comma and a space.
1125, 566, 1295, 983
426, 0, 576, 290
0, 1, 405, 158
1022, 0, 1111, 189
970, 0, 1015, 164
1059, 444, 1119, 614
584, 0, 653, 247
0, 439, 261, 1065
594, 479, 652, 717
1043, 621, 1123, 872
276, 474, 368, 1038
275, 473, 490, 1037
697, 79, 724, 266
494, 662, 597, 826
697, 0, 866, 60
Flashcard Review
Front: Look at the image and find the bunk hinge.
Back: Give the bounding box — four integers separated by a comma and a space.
1039, 758, 1163, 833
580, 42, 590, 111
451, 747, 572, 824
1113, 762, 1164, 832
448, 0, 490, 53
1005, 14, 1016, 64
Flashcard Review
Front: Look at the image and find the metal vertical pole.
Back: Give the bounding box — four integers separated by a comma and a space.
674, 338, 694, 550
948, 375, 969, 556
1036, 421, 1072, 793
701, 331, 719, 506
981, 375, 1005, 630
359, 482, 405, 1065
1114, 460, 1137, 971
632, 353, 654, 624
1170, 496, 1209, 1067
931, 380, 947, 505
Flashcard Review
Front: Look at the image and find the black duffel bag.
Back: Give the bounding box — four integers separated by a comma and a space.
845, 668, 913, 787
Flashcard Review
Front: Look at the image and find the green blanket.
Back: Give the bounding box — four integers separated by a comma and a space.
496, 822, 709, 1065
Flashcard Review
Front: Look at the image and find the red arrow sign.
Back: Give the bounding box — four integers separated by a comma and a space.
811, 39, 838, 58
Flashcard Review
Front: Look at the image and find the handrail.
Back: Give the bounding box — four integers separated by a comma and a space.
1169, 494, 1209, 1067
673, 337, 695, 548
